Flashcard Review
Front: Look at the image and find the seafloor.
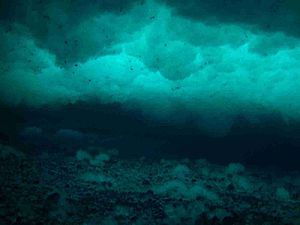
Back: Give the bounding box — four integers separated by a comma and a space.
0, 145, 300, 225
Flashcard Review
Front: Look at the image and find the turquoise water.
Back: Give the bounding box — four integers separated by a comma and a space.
0, 0, 300, 224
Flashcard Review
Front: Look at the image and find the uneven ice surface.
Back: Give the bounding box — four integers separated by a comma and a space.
1, 0, 300, 135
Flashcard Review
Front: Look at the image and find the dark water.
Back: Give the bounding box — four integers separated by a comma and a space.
1, 0, 300, 224
1, 102, 300, 170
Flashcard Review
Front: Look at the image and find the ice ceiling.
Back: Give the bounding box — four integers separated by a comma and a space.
1, 0, 300, 135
